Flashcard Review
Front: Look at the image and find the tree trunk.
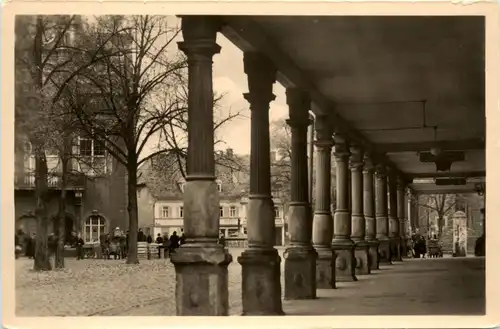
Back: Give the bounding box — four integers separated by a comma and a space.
437, 216, 444, 240
32, 15, 51, 271
126, 160, 139, 264
55, 136, 71, 268
33, 147, 52, 271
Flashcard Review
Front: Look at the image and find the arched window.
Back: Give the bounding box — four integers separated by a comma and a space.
84, 214, 106, 243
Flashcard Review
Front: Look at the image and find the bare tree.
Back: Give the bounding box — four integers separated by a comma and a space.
409, 194, 456, 239
61, 15, 243, 264
15, 15, 80, 271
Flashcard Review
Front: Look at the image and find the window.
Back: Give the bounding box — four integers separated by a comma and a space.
220, 206, 224, 218
243, 228, 247, 235
79, 134, 105, 157
77, 132, 106, 175
229, 206, 237, 218
84, 215, 105, 243
179, 206, 183, 218
161, 206, 170, 218
216, 180, 222, 192
274, 207, 280, 219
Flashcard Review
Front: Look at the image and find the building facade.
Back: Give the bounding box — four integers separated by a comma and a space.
137, 150, 287, 246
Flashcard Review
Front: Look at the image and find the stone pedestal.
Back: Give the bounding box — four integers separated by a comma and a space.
378, 239, 391, 264
284, 246, 317, 299
238, 249, 284, 315
332, 240, 357, 282
172, 246, 232, 315
315, 247, 336, 289
391, 238, 402, 262
354, 241, 370, 275
367, 240, 379, 270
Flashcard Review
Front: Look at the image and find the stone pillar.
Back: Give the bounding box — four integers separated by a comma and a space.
363, 155, 379, 270
397, 178, 407, 258
388, 169, 401, 262
375, 164, 391, 264
237, 52, 284, 315
312, 116, 336, 289
284, 88, 317, 300
171, 16, 232, 316
350, 145, 370, 275
332, 134, 357, 282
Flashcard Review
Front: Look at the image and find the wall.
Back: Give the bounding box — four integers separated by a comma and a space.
137, 185, 155, 232
15, 190, 77, 234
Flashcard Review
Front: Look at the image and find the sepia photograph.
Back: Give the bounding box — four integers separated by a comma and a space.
2, 2, 498, 328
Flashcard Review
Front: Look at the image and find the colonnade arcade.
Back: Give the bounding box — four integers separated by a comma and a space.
169, 16, 485, 316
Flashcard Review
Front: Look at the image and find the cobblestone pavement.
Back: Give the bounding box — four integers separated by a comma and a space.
15, 248, 284, 316
16, 249, 484, 316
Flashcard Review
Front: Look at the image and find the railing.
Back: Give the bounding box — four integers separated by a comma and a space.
14, 173, 85, 190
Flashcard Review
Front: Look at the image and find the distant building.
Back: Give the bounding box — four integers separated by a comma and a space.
137, 150, 287, 245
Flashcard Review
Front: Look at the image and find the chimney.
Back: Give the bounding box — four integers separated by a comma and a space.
226, 148, 234, 158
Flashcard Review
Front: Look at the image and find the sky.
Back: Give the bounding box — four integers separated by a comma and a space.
212, 35, 289, 155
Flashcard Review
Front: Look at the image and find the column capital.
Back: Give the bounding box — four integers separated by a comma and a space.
349, 145, 364, 170
363, 154, 375, 172
286, 88, 311, 127
375, 163, 387, 179
314, 116, 333, 147
243, 52, 277, 105
333, 133, 350, 159
396, 175, 407, 190
178, 16, 222, 57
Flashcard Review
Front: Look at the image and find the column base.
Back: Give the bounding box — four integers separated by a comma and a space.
315, 246, 336, 289
332, 240, 357, 282
284, 246, 317, 300
238, 248, 285, 316
391, 238, 403, 262
366, 240, 379, 270
378, 239, 392, 264
171, 245, 232, 316
354, 241, 370, 275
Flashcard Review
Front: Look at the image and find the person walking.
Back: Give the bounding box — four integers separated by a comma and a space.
155, 234, 164, 258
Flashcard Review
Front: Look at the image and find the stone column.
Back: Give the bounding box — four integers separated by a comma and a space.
388, 169, 401, 262
284, 88, 317, 300
363, 155, 379, 270
350, 145, 370, 275
397, 178, 407, 258
312, 116, 336, 289
332, 134, 357, 282
171, 16, 232, 316
375, 164, 391, 264
237, 52, 283, 315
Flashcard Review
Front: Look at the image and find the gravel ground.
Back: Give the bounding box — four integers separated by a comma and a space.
16, 248, 286, 317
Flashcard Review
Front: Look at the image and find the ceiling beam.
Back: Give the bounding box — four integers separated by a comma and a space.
377, 139, 485, 153
220, 16, 409, 181
409, 171, 485, 179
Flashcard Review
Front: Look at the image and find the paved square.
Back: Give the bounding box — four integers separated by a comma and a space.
15, 248, 485, 316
